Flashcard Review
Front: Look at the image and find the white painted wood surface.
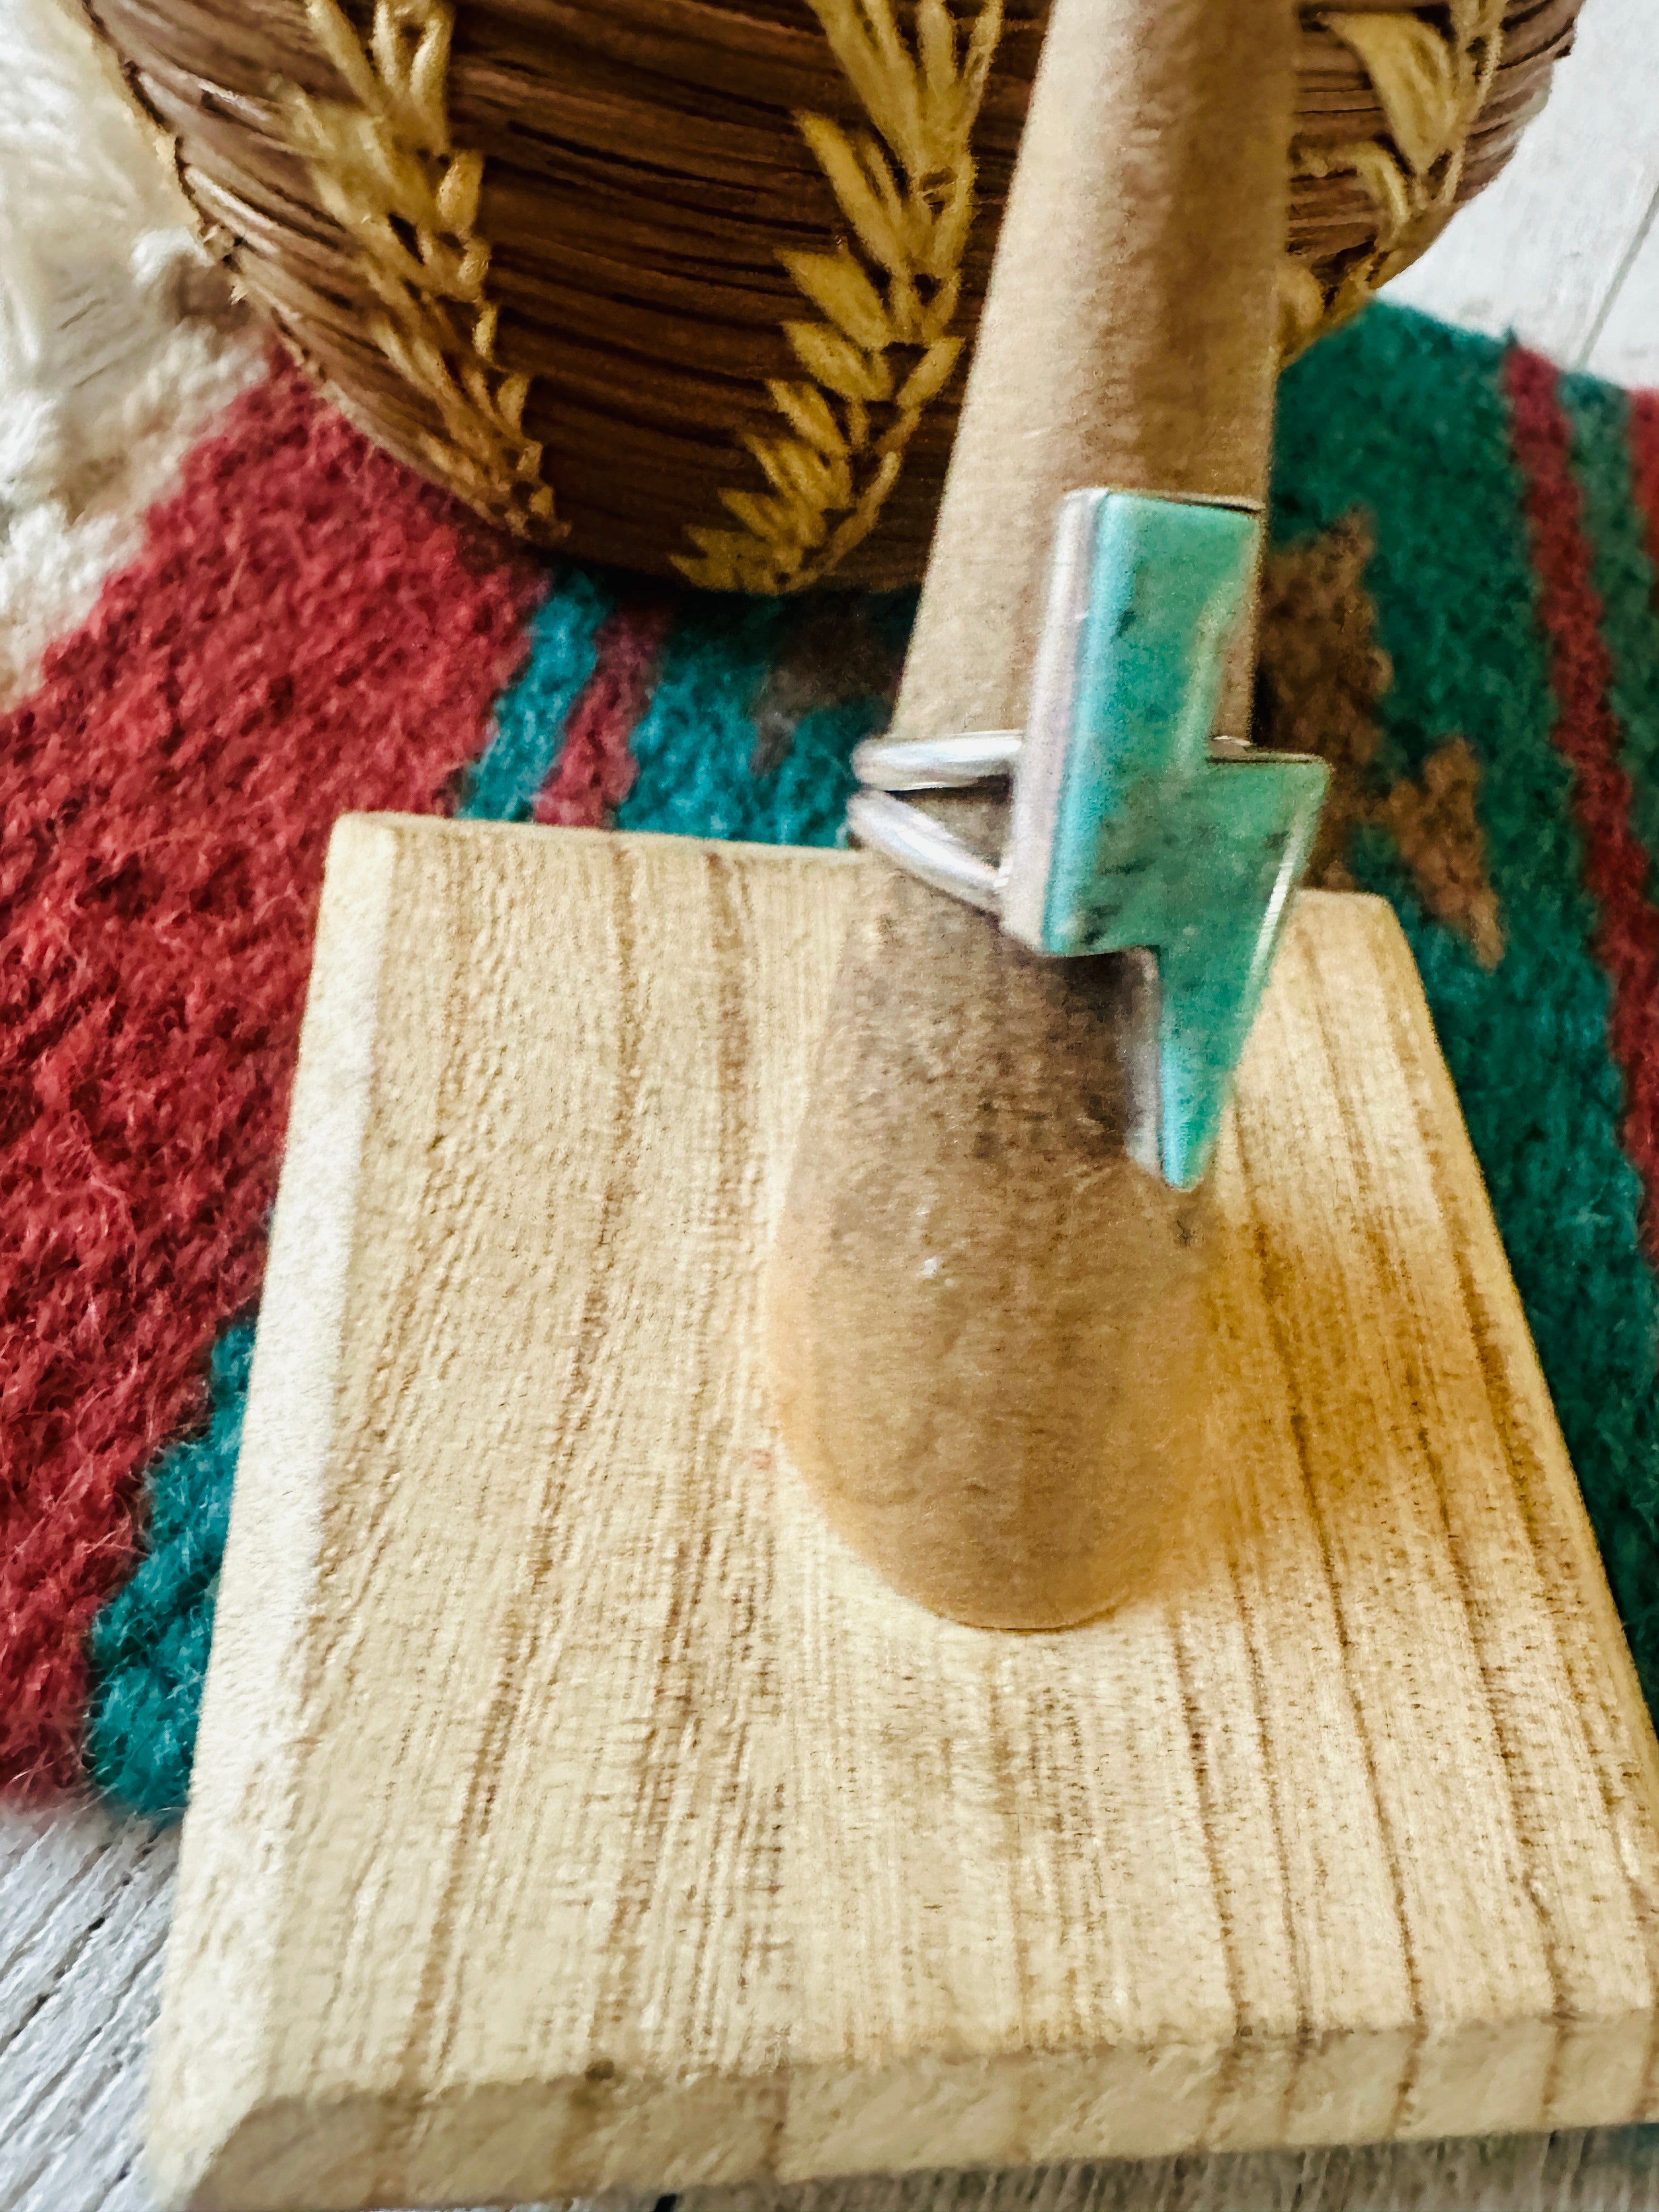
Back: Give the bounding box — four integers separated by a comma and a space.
1389, 0, 1659, 380
1584, 200, 1659, 388
0, 1801, 178, 2212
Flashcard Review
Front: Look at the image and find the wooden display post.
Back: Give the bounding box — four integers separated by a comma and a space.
764, 0, 1293, 1626
146, 0, 1659, 2204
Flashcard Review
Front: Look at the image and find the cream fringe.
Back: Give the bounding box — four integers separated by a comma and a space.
0, 0, 262, 707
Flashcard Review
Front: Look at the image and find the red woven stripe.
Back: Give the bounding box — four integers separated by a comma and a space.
534, 600, 674, 827
0, 360, 542, 1788
1629, 392, 1659, 580
1507, 348, 1659, 1257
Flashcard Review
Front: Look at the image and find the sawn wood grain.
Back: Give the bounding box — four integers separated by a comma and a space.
149, 819, 1659, 2211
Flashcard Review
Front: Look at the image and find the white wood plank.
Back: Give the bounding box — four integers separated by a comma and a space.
0, 1801, 178, 2212
1585, 199, 1659, 383
1385, 0, 1659, 368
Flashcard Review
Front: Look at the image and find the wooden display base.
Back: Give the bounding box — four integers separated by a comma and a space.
150, 819, 1659, 2212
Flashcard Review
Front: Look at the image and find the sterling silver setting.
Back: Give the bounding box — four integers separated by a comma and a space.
845, 487, 1265, 947
842, 485, 1329, 1192
846, 730, 1255, 912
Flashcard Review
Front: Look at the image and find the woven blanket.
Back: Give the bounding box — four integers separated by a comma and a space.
6, 293, 1659, 1820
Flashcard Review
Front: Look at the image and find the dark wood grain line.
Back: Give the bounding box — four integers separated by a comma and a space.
1180, 1543, 1310, 2143
379, 840, 647, 2167
594, 847, 778, 2066
1169, 1613, 1258, 2144
1229, 1086, 1426, 2131
1304, 939, 1566, 2060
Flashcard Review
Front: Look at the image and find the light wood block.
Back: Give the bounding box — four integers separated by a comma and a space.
150, 818, 1659, 2212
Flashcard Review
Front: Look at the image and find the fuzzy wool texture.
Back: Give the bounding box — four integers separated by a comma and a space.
0, 0, 264, 708
0, 361, 545, 1792
537, 600, 678, 828
458, 568, 613, 822
83, 1319, 255, 1815
617, 594, 906, 847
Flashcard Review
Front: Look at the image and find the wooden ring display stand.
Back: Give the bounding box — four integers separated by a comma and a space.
146, 0, 1659, 2207
147, 824, 1659, 2209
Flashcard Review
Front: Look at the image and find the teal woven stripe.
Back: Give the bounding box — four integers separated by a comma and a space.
458, 567, 613, 822
84, 1319, 256, 1818
1276, 306, 1659, 1703
617, 597, 883, 847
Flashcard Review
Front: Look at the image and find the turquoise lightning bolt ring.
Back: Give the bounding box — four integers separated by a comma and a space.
848, 488, 1330, 1192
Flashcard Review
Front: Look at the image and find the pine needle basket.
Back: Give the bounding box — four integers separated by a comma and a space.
84, 0, 1582, 590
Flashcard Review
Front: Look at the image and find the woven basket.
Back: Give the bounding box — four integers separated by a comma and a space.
86, 0, 1580, 589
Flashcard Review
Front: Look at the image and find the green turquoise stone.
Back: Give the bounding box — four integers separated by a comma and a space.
1042, 493, 1328, 1189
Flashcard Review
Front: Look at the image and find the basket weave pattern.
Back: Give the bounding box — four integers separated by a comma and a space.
85, 0, 1582, 587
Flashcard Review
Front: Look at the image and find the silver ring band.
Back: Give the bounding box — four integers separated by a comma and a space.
846, 731, 1260, 913
850, 730, 1022, 792
847, 731, 1019, 912
844, 789, 1002, 913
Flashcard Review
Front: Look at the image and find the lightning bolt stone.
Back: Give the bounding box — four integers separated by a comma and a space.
1023, 493, 1329, 1189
